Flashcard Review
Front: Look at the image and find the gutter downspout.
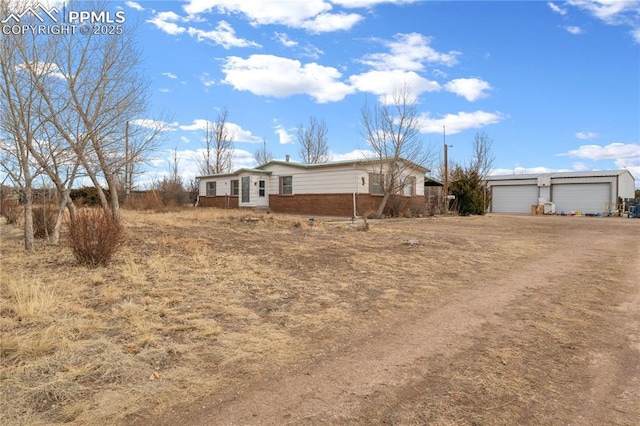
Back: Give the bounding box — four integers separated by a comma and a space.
353, 163, 358, 218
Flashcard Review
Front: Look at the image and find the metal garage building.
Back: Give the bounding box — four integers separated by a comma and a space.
486, 170, 636, 215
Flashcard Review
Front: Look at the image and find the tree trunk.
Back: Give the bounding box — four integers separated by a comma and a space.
22, 187, 34, 252
50, 189, 75, 245
106, 174, 121, 223
375, 192, 391, 219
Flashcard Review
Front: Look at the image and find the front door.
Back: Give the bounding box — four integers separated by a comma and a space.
257, 179, 268, 207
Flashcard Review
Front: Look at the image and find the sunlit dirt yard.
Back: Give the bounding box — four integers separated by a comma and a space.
1, 209, 639, 425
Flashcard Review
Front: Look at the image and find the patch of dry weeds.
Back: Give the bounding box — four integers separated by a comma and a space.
3, 209, 618, 425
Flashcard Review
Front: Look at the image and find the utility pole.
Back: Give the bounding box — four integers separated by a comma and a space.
443, 126, 452, 213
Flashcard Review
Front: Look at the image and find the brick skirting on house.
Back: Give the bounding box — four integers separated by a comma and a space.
198, 195, 239, 209
198, 193, 425, 217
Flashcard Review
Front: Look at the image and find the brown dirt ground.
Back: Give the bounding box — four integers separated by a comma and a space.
1, 211, 638, 425
146, 214, 640, 426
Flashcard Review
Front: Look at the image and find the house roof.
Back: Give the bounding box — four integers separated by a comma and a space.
196, 168, 272, 179
197, 157, 430, 179
424, 177, 444, 187
486, 169, 634, 182
256, 157, 430, 173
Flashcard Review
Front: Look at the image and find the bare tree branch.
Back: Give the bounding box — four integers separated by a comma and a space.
359, 83, 433, 218
254, 139, 273, 166
198, 107, 234, 175
297, 116, 329, 164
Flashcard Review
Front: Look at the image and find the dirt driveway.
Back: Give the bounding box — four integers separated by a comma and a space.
149, 215, 640, 426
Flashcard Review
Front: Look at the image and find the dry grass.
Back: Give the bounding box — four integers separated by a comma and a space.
1, 208, 636, 425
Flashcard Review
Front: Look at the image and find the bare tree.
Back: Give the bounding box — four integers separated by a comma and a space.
470, 131, 495, 179
254, 139, 273, 166
198, 107, 234, 175
26, 3, 159, 223
297, 116, 329, 164
0, 1, 47, 250
359, 84, 432, 218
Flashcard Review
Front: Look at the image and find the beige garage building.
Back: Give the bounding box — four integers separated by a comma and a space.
486, 170, 636, 215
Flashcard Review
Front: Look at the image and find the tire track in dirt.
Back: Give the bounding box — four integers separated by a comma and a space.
151, 224, 638, 425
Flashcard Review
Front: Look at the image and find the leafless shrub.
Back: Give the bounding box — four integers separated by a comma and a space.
32, 204, 58, 239
386, 195, 404, 217
67, 208, 123, 267
1, 197, 22, 224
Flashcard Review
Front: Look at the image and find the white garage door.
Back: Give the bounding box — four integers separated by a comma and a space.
552, 183, 611, 215
492, 185, 539, 213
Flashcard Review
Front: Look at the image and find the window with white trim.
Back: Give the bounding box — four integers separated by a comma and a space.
369, 173, 384, 195
230, 179, 239, 196
403, 177, 416, 196
207, 181, 216, 197
280, 176, 293, 195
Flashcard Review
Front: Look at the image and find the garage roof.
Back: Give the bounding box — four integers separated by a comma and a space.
486, 169, 633, 182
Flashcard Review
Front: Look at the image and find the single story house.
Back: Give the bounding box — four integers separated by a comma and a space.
197, 158, 429, 216
486, 169, 636, 214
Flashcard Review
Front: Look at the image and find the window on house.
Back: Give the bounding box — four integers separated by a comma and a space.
403, 177, 416, 196
230, 179, 239, 196
241, 177, 250, 203
369, 173, 384, 195
280, 176, 293, 195
258, 180, 266, 197
207, 182, 216, 197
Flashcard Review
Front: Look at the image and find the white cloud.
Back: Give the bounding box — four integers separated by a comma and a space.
187, 21, 260, 49
330, 149, 376, 161
129, 119, 178, 132
567, 0, 640, 43
360, 33, 460, 71
182, 0, 362, 32
162, 72, 178, 79
125, 1, 143, 11
567, 0, 636, 24
548, 2, 567, 15
300, 11, 363, 33
349, 70, 440, 103
572, 162, 591, 171
576, 131, 598, 139
274, 124, 294, 144
444, 78, 492, 102
275, 32, 298, 47
490, 166, 573, 176
560, 142, 640, 160
17, 61, 65, 79
199, 73, 216, 87
565, 25, 584, 34
158, 88, 171, 93
418, 111, 508, 134
147, 11, 186, 35
222, 54, 355, 103
179, 119, 262, 143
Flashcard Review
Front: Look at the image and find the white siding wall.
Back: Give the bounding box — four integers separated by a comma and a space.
618, 171, 636, 199
262, 163, 425, 196
264, 164, 361, 195
199, 177, 236, 196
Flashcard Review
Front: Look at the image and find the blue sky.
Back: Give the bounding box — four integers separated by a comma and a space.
117, 0, 639, 188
